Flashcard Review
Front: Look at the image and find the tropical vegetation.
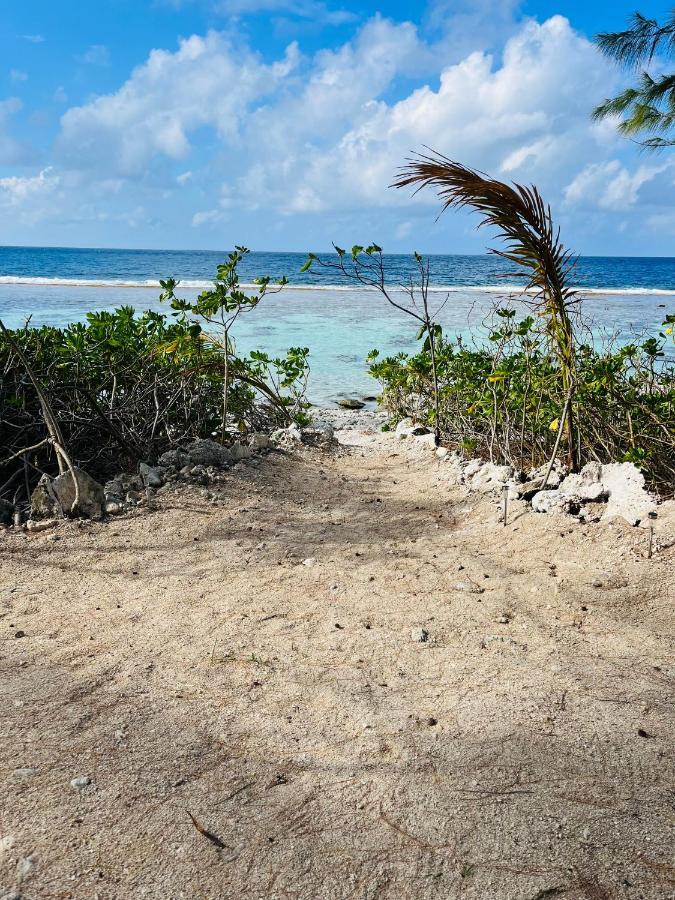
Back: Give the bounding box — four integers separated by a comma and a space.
593, 10, 675, 148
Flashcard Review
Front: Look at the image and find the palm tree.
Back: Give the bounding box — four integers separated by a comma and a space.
393, 151, 579, 471
593, 10, 675, 149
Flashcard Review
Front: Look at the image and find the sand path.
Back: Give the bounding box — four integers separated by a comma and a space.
1, 431, 674, 899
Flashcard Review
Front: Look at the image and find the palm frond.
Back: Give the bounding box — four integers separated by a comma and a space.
596, 11, 675, 69
393, 150, 579, 468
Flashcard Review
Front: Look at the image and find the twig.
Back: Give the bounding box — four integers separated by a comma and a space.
187, 811, 228, 850
540, 387, 573, 490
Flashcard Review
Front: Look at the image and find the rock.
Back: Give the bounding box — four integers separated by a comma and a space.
600, 462, 657, 525
337, 398, 365, 409
25, 518, 58, 533
158, 448, 190, 468
463, 459, 483, 479
559, 462, 607, 501
395, 417, 414, 436
469, 462, 514, 493
414, 432, 437, 450
452, 580, 485, 595
0, 499, 13, 526
70, 776, 91, 790
31, 468, 104, 520
230, 442, 251, 461
184, 438, 233, 467
104, 500, 124, 516
104, 473, 143, 499
301, 424, 336, 447
13, 768, 35, 779
411, 627, 429, 642
125, 490, 143, 504
531, 489, 580, 515
139, 463, 164, 488
302, 557, 317, 567
527, 461, 567, 488
270, 425, 303, 449
497, 615, 511, 624
248, 433, 270, 450
435, 447, 449, 459
512, 478, 545, 500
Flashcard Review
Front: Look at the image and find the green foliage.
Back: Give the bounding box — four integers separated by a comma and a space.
593, 11, 675, 148
0, 303, 310, 500
160, 247, 289, 440
369, 313, 675, 492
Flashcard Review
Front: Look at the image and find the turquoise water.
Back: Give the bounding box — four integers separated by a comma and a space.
1, 247, 673, 406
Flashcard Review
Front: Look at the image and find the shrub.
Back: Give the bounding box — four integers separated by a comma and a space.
368, 310, 675, 493
0, 305, 309, 504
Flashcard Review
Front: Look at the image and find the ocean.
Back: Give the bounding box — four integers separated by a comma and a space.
1, 246, 673, 406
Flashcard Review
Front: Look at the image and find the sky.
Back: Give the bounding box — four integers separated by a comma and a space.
0, 0, 673, 255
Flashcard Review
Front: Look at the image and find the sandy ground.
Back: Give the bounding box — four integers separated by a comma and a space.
1, 425, 674, 900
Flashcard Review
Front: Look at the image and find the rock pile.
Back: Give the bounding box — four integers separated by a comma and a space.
395, 419, 660, 526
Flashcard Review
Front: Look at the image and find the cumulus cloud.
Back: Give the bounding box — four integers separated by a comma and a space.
564, 159, 675, 211
4, 10, 671, 249
231, 15, 615, 213
0, 168, 59, 223
58, 31, 300, 176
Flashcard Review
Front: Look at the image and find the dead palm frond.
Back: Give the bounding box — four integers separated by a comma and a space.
393, 149, 579, 470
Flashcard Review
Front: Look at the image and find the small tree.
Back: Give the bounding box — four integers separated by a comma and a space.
160, 247, 287, 442
301, 245, 446, 444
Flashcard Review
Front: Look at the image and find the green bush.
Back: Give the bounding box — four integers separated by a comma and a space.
0, 305, 309, 500
368, 310, 675, 493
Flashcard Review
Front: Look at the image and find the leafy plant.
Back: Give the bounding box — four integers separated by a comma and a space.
369, 311, 675, 493
160, 247, 288, 442
0, 303, 309, 508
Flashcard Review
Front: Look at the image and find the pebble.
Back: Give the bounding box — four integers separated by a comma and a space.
302, 557, 316, 567
411, 627, 429, 642
453, 581, 485, 594
16, 856, 35, 881
498, 615, 510, 624
70, 776, 91, 790
13, 768, 36, 779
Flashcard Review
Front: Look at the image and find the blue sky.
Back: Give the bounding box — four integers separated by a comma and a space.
0, 1, 673, 254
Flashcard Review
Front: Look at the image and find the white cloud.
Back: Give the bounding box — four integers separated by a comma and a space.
564, 160, 674, 211
4, 10, 673, 251
21, 34, 45, 44
58, 31, 300, 176
0, 167, 59, 212
231, 15, 615, 213
10, 69, 28, 82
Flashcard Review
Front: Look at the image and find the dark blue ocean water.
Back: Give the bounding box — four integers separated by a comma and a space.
1, 246, 673, 405
1, 245, 675, 291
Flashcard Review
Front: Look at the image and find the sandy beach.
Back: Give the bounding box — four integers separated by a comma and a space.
1, 423, 673, 899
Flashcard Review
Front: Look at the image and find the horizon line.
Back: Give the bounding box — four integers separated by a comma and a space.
2, 243, 675, 260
